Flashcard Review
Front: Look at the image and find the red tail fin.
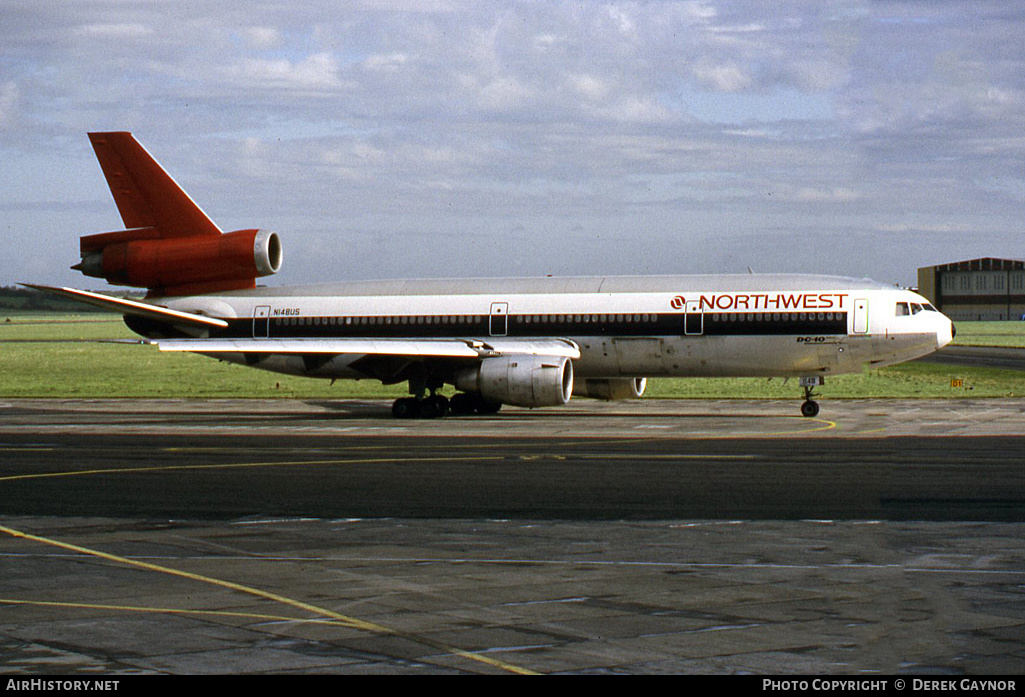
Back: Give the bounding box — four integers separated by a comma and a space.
75, 132, 281, 296
87, 132, 222, 239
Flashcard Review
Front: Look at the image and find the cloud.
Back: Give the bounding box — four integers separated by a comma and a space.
241, 26, 283, 50
75, 23, 154, 39
691, 60, 752, 92
222, 52, 347, 93
362, 52, 410, 72
568, 74, 611, 101
791, 187, 862, 203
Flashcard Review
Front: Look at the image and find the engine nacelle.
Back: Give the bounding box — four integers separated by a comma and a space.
455, 355, 574, 408
75, 228, 282, 296
574, 377, 647, 400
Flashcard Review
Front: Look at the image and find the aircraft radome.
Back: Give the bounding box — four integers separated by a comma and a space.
27, 132, 956, 418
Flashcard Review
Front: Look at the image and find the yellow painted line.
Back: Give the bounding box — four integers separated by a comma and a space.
0, 598, 352, 626
0, 455, 504, 483
572, 453, 758, 461
0, 524, 539, 675
625, 417, 838, 439
851, 427, 889, 435
753, 417, 837, 437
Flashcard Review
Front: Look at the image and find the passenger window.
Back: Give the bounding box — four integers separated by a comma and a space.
896, 302, 910, 316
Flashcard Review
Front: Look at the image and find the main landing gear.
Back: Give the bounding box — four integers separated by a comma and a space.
449, 392, 502, 416
799, 376, 823, 418
392, 394, 448, 419
391, 392, 502, 419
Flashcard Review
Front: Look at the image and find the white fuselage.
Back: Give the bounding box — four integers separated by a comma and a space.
155, 273, 955, 383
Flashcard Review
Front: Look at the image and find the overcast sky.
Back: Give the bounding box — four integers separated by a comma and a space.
2, 1, 1023, 289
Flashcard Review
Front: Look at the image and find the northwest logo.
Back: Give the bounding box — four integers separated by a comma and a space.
670, 293, 848, 311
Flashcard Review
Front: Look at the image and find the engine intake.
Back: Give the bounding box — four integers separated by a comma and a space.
75, 228, 281, 296
455, 355, 574, 408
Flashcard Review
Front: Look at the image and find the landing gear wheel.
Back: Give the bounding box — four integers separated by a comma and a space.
449, 393, 477, 416
420, 395, 449, 419
392, 397, 421, 419
475, 399, 502, 415
798, 378, 823, 418
449, 392, 503, 416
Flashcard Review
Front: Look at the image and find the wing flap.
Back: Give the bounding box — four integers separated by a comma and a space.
156, 337, 581, 359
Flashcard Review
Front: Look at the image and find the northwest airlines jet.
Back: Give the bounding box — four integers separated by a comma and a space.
29, 133, 955, 418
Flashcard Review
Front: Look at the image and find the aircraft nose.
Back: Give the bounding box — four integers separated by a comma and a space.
933, 315, 956, 349
937, 318, 956, 349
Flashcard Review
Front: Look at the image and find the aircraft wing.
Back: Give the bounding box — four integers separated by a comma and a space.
21, 284, 229, 330
155, 337, 581, 360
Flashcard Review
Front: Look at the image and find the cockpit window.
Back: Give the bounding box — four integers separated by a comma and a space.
895, 302, 910, 316
923, 303, 938, 312
911, 303, 923, 314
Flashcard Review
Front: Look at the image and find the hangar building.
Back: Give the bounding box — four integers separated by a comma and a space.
917, 258, 1025, 321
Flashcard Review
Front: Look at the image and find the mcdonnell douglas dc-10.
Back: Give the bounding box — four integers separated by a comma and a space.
28, 132, 955, 418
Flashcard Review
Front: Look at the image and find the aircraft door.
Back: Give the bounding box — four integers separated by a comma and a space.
684, 300, 703, 336
253, 305, 271, 338
490, 302, 508, 337
853, 298, 869, 334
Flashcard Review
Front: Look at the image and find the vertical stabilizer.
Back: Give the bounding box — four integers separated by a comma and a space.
87, 132, 222, 238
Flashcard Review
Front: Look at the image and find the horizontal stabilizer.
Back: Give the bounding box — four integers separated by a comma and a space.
21, 284, 228, 330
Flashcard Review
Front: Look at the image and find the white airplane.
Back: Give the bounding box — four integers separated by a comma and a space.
28, 132, 956, 418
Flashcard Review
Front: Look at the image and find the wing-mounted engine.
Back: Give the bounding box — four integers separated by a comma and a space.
574, 377, 647, 400
74, 132, 282, 297
455, 355, 574, 408
75, 227, 281, 297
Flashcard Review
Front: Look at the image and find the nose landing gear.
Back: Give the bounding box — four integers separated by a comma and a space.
799, 376, 823, 418
800, 397, 820, 418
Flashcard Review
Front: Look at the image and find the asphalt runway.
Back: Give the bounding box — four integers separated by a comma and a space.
1, 399, 1024, 674
0, 427, 1023, 522
917, 346, 1025, 371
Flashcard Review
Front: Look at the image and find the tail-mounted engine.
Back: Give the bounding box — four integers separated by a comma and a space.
75, 227, 282, 297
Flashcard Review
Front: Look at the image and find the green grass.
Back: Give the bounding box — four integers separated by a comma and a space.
645, 362, 1025, 399
950, 320, 1025, 348
1, 313, 1023, 399
0, 313, 407, 399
